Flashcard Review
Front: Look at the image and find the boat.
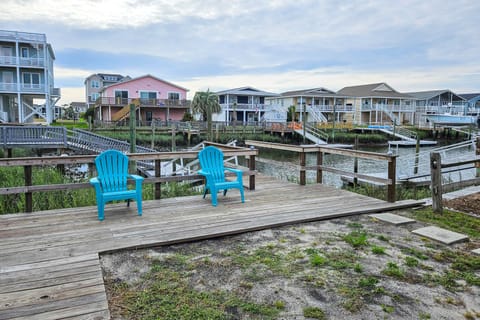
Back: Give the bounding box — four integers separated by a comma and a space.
425, 113, 477, 126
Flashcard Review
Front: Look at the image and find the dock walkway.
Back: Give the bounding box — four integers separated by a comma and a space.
0, 175, 423, 319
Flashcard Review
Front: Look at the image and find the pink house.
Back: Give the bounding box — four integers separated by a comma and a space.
94, 74, 190, 124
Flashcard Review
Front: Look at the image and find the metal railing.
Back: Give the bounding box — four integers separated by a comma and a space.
96, 97, 191, 107
0, 126, 67, 147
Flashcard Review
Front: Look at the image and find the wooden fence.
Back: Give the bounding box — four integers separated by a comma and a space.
430, 150, 480, 213
0, 143, 257, 213
245, 140, 397, 202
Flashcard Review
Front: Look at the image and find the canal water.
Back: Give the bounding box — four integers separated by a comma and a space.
254, 142, 477, 188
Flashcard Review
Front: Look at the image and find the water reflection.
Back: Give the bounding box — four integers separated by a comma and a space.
254, 144, 476, 188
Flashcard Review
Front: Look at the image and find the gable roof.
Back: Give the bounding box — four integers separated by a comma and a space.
215, 86, 279, 97
406, 90, 466, 101
97, 73, 128, 82
459, 93, 480, 101
337, 82, 412, 99
101, 74, 189, 92
280, 87, 338, 97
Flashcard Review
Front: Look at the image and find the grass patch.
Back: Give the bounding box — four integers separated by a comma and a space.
371, 245, 386, 255
343, 231, 369, 248
115, 260, 280, 320
303, 306, 326, 319
382, 262, 405, 279
410, 207, 480, 239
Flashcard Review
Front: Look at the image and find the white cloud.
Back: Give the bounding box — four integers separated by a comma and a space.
57, 87, 85, 106
54, 66, 93, 79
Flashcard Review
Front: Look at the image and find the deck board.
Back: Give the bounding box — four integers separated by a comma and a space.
0, 175, 423, 319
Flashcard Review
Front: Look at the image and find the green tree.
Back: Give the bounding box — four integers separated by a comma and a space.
83, 107, 95, 123
287, 105, 296, 122
191, 90, 221, 141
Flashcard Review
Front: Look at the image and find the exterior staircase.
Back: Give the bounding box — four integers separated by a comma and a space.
293, 123, 328, 144
112, 99, 140, 122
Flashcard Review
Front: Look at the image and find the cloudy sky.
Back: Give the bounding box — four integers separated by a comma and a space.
1, 0, 479, 104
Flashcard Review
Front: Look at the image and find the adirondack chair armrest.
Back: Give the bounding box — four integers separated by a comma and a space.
225, 167, 243, 180
89, 177, 102, 191
197, 169, 211, 178
127, 174, 144, 188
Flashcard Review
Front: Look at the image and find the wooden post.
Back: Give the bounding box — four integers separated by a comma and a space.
171, 125, 176, 152
129, 102, 137, 172
155, 159, 161, 199
129, 102, 136, 154
316, 151, 323, 184
476, 137, 480, 177
430, 152, 443, 213
24, 165, 32, 213
353, 136, 358, 187
249, 153, 256, 190
387, 155, 396, 203
151, 124, 155, 149
299, 150, 306, 185
414, 136, 420, 175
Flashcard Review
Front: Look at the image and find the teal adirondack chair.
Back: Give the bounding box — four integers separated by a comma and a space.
198, 146, 245, 206
90, 150, 144, 221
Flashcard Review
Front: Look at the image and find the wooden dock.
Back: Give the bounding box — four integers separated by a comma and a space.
0, 175, 423, 319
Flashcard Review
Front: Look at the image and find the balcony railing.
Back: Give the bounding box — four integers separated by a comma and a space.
96, 97, 191, 107
295, 104, 354, 112
0, 55, 46, 67
0, 82, 46, 93
220, 103, 267, 111
361, 104, 416, 112
19, 57, 45, 67
0, 30, 46, 42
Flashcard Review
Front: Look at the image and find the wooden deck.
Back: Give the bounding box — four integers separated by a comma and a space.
0, 175, 423, 319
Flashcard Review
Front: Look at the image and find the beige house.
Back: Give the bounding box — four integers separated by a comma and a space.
268, 88, 353, 123
337, 83, 416, 125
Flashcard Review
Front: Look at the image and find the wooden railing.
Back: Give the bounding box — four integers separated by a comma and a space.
430, 145, 480, 213
245, 140, 397, 202
0, 143, 258, 213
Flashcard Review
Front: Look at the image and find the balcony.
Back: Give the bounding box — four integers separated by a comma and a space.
0, 30, 46, 42
295, 104, 354, 112
221, 103, 267, 111
96, 97, 191, 108
0, 82, 46, 94
361, 104, 416, 112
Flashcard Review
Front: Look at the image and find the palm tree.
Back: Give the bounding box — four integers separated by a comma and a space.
191, 90, 222, 141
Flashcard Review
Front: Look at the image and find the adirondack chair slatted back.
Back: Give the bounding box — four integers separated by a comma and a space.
199, 147, 225, 183
90, 149, 144, 221
95, 150, 129, 192
198, 146, 245, 206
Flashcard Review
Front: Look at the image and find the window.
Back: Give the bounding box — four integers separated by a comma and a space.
90, 93, 100, 102
91, 80, 99, 88
237, 96, 248, 104
22, 72, 40, 89
140, 91, 157, 104
115, 90, 129, 104
21, 47, 29, 58
168, 92, 180, 100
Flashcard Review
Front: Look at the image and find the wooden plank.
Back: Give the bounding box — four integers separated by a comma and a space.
0, 175, 424, 319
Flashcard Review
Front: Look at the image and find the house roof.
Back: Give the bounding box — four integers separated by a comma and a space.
70, 102, 87, 108
337, 83, 412, 99
406, 90, 466, 101
280, 87, 338, 97
83, 73, 128, 84
215, 86, 279, 97
100, 74, 189, 92
459, 93, 480, 101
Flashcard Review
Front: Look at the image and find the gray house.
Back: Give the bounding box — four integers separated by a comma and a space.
0, 30, 60, 124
